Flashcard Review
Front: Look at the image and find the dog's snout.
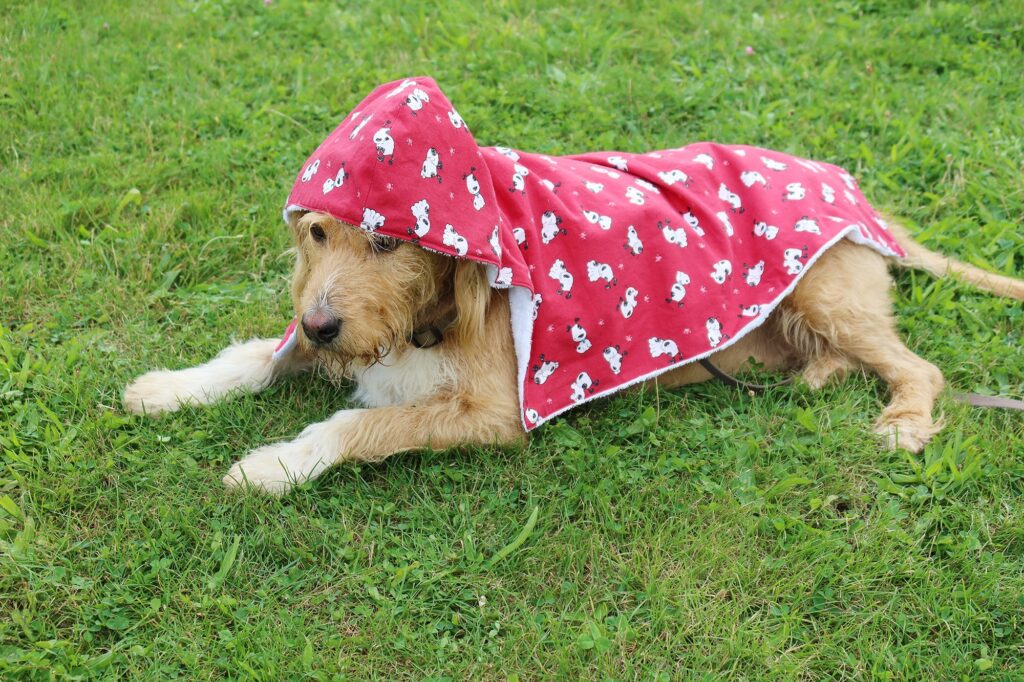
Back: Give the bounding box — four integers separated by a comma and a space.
301, 311, 341, 346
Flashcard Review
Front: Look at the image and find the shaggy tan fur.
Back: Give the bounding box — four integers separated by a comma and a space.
123, 210, 1023, 494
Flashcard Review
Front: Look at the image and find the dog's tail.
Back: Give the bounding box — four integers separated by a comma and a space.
885, 215, 1024, 300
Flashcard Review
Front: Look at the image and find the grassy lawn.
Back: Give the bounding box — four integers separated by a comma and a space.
2, 0, 1024, 678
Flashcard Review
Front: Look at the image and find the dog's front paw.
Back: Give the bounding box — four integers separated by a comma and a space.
222, 439, 321, 496
123, 370, 199, 415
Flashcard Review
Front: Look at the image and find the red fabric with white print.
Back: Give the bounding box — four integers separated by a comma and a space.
283, 76, 905, 430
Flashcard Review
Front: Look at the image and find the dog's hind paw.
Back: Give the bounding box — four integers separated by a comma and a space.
873, 416, 942, 453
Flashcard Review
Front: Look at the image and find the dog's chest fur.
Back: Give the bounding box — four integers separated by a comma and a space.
349, 347, 455, 407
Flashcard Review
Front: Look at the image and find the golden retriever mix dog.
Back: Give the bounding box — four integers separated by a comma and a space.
123, 208, 1023, 495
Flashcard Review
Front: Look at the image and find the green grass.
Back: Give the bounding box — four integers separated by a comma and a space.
2, 0, 1024, 678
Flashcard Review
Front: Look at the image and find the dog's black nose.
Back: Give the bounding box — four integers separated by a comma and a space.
301, 311, 341, 346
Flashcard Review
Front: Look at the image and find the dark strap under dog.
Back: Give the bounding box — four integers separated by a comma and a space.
700, 358, 1024, 410
698, 358, 794, 394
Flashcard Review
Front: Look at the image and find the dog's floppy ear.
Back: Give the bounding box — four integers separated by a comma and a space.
452, 260, 490, 344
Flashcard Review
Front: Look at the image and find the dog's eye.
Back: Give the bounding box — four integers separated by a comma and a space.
310, 224, 327, 243
371, 236, 400, 253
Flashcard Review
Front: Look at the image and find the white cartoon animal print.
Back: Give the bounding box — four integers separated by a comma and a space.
783, 182, 806, 201
549, 259, 574, 297
540, 178, 561, 193
753, 221, 779, 240
657, 169, 690, 186
603, 346, 624, 375
540, 210, 565, 244
582, 210, 612, 231
761, 156, 788, 172
682, 210, 705, 237
448, 109, 467, 129
625, 186, 646, 205
661, 221, 688, 248
843, 189, 858, 205
625, 225, 643, 255
489, 225, 502, 258
464, 171, 485, 211
531, 293, 542, 320
591, 166, 621, 179
839, 172, 857, 190
607, 155, 629, 172
619, 287, 639, 318
532, 356, 559, 384
421, 147, 442, 181
744, 260, 765, 287
585, 181, 604, 194
668, 271, 690, 305
513, 227, 527, 248
783, 247, 807, 275
634, 178, 660, 193
715, 210, 734, 237
586, 260, 616, 288
648, 337, 679, 359
794, 217, 821, 235
321, 166, 346, 195
524, 408, 540, 424
492, 267, 513, 287
410, 199, 430, 238
385, 79, 418, 98
710, 259, 733, 285
706, 317, 724, 347
442, 223, 468, 256
739, 304, 761, 318
509, 164, 529, 194
361, 207, 385, 231
494, 146, 519, 161
373, 126, 394, 163
821, 182, 836, 204
569, 372, 595, 402
301, 159, 320, 182
718, 183, 743, 212
740, 170, 767, 188
348, 114, 372, 140
404, 88, 430, 114
567, 319, 591, 353
795, 158, 827, 174
693, 152, 715, 170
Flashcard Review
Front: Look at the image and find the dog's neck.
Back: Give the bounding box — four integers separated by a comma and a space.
409, 306, 457, 349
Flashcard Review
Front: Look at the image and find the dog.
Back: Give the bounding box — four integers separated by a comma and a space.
123, 76, 1024, 495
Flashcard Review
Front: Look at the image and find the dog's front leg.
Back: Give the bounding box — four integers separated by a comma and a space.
222, 395, 523, 495
123, 338, 312, 415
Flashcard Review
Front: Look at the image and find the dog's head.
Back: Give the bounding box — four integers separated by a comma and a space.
287, 211, 490, 370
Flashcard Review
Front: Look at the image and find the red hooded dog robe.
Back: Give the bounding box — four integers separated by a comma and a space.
279, 77, 904, 430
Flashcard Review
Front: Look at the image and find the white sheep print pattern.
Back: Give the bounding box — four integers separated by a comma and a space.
284, 76, 905, 430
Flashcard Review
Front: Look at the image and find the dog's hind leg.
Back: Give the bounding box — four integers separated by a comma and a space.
783, 242, 944, 452
801, 351, 857, 390
123, 338, 313, 415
